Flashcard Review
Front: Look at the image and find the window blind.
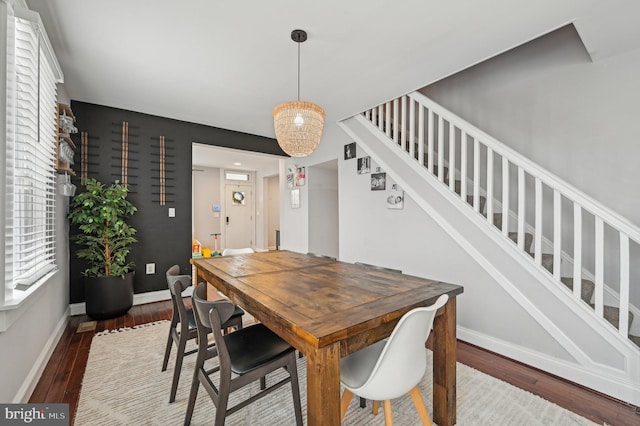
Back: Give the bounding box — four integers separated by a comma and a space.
5, 15, 59, 290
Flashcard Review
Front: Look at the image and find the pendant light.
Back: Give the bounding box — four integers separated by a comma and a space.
273, 29, 325, 157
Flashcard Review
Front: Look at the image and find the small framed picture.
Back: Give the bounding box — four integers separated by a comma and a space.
371, 172, 386, 191
286, 169, 295, 188
344, 142, 356, 160
295, 167, 306, 186
291, 188, 300, 209
357, 156, 370, 174
386, 184, 404, 209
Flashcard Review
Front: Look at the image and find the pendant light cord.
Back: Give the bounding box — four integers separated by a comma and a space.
297, 41, 301, 101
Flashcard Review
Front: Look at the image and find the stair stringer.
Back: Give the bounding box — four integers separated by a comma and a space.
454, 171, 640, 337
339, 114, 640, 406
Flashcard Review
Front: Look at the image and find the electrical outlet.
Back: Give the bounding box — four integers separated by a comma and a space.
168, 207, 176, 218
145, 263, 155, 274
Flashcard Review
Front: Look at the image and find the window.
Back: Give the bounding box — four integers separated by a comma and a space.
225, 171, 251, 182
3, 6, 62, 298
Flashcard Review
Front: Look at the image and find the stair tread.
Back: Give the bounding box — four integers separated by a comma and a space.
405, 143, 637, 343
560, 277, 595, 304
587, 304, 634, 329
540, 253, 553, 273
508, 232, 533, 252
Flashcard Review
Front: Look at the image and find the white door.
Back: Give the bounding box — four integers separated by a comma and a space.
224, 184, 253, 249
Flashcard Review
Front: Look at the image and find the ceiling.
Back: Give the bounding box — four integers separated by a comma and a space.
26, 0, 640, 167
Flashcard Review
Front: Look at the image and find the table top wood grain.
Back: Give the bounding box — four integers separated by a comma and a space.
193, 250, 463, 354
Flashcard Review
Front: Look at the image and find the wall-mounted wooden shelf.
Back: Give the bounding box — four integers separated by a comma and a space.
56, 103, 77, 175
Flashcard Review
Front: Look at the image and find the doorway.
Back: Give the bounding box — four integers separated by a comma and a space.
191, 143, 281, 252
224, 183, 253, 249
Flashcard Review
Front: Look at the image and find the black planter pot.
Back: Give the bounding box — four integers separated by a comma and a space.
85, 272, 134, 320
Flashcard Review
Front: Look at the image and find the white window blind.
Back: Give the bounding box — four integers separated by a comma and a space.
5, 13, 60, 291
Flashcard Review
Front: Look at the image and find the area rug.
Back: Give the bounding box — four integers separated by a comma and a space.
75, 321, 598, 425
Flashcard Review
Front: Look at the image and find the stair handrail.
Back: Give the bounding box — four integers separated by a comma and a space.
407, 91, 640, 243
364, 91, 638, 340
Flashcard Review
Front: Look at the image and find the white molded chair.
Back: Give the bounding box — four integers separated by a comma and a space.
221, 247, 255, 256
339, 294, 449, 426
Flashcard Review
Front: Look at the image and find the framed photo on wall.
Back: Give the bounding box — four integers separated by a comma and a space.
295, 167, 306, 186
357, 156, 370, 174
287, 169, 295, 188
386, 184, 404, 209
344, 142, 356, 160
371, 172, 386, 191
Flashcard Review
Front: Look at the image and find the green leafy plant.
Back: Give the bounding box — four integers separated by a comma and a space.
68, 178, 137, 277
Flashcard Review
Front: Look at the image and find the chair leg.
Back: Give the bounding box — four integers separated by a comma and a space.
383, 400, 393, 426
169, 338, 187, 403
408, 386, 432, 426
286, 354, 303, 426
215, 380, 230, 426
373, 400, 379, 416
162, 330, 173, 372
340, 389, 354, 421
183, 370, 200, 426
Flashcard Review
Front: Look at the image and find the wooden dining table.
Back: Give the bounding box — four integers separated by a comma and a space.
192, 250, 464, 426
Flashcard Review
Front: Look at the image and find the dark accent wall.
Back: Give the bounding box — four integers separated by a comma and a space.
68, 101, 286, 303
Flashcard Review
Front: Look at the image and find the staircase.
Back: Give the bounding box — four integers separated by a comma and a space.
339, 91, 640, 405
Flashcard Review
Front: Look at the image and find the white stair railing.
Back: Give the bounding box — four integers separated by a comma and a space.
363, 92, 639, 341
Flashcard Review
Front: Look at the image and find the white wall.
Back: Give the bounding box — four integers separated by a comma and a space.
308, 161, 339, 258
192, 166, 221, 252
422, 25, 640, 228
279, 124, 345, 254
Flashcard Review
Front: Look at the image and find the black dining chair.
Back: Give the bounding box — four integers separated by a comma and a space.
185, 282, 303, 426
161, 265, 244, 403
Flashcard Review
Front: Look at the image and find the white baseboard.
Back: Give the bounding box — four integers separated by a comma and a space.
69, 289, 171, 316
457, 326, 640, 406
15, 307, 70, 403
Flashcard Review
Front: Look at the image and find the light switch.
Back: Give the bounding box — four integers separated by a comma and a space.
168, 207, 176, 217
146, 263, 155, 274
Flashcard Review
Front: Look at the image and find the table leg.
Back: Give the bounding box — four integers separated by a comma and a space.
433, 297, 457, 426
306, 343, 341, 425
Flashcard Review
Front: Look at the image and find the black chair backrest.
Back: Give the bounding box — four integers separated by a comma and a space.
192, 283, 236, 331
192, 283, 237, 373
166, 265, 191, 296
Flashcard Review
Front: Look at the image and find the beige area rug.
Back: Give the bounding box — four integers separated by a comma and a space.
75, 322, 598, 425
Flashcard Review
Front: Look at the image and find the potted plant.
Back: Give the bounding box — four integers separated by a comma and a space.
68, 178, 138, 319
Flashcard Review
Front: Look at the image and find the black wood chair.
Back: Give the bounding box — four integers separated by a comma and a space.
185, 282, 303, 426
161, 265, 244, 403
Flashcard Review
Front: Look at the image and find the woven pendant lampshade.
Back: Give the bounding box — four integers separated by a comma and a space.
273, 30, 325, 157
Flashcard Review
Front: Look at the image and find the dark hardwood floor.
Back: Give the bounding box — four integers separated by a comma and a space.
30, 300, 639, 425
